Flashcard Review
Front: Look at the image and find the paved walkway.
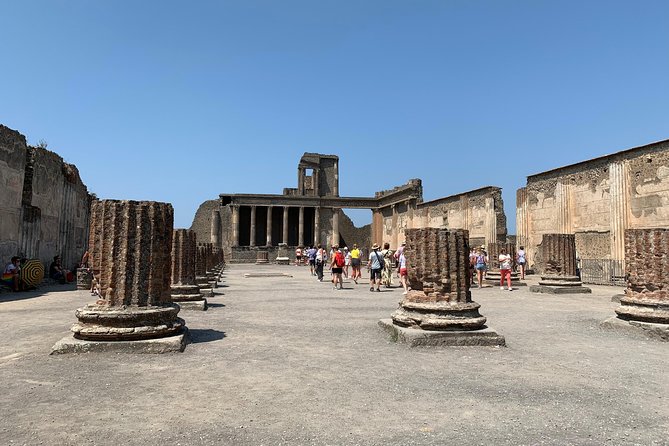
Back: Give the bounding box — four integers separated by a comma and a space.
0, 264, 667, 445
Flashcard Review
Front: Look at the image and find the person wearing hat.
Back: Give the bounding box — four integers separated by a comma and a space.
350, 243, 362, 284
473, 247, 488, 288
368, 243, 384, 292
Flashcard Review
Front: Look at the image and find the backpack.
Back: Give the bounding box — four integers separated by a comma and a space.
335, 252, 345, 267
375, 252, 385, 269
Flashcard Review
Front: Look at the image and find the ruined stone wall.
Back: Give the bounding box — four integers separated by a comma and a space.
338, 211, 371, 250
377, 187, 506, 250
0, 125, 90, 270
517, 140, 669, 269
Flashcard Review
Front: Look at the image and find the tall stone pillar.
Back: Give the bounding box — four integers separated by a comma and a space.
530, 234, 591, 294
609, 161, 629, 266
298, 206, 304, 246
314, 207, 320, 246
195, 244, 214, 297
61, 200, 187, 351
333, 161, 339, 197
250, 206, 257, 246
516, 188, 529, 252
211, 210, 221, 248
484, 196, 497, 246
613, 229, 669, 325
314, 169, 320, 196
391, 204, 398, 249
556, 182, 572, 234
332, 208, 340, 246
171, 229, 206, 310
379, 228, 504, 346
266, 206, 273, 246
297, 167, 304, 195
231, 205, 239, 247
283, 206, 289, 245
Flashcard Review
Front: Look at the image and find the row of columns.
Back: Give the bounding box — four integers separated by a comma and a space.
230, 205, 339, 247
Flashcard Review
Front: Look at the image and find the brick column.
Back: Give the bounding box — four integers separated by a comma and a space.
170, 229, 205, 308
231, 205, 239, 247
298, 206, 304, 246
283, 207, 289, 245
211, 210, 221, 247
539, 233, 577, 277
615, 229, 669, 324
250, 205, 257, 247
266, 206, 273, 246
72, 200, 184, 341
385, 228, 504, 345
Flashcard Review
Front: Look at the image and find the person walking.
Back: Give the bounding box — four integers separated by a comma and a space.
516, 246, 527, 280
331, 245, 345, 290
315, 244, 325, 282
350, 243, 362, 284
499, 248, 513, 291
396, 245, 409, 295
307, 245, 317, 276
343, 247, 351, 279
368, 243, 384, 292
474, 247, 487, 288
381, 242, 394, 288
295, 246, 303, 266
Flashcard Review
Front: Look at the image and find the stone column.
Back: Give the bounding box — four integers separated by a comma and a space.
314, 207, 320, 246
283, 206, 289, 245
211, 210, 221, 247
556, 182, 572, 234
613, 229, 669, 325
71, 200, 184, 341
609, 161, 629, 266
484, 196, 497, 246
195, 244, 214, 297
297, 167, 304, 195
380, 228, 504, 346
314, 169, 320, 196
171, 229, 206, 310
266, 206, 273, 246
231, 205, 239, 247
332, 208, 340, 246
530, 233, 591, 294
516, 188, 529, 252
250, 205, 257, 246
298, 206, 304, 246
391, 204, 398, 249
333, 161, 339, 197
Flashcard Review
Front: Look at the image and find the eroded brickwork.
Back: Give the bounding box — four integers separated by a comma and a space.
171, 229, 197, 286
538, 234, 577, 277
73, 200, 183, 341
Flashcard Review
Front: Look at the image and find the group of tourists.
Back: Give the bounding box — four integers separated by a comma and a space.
297, 242, 409, 294
469, 245, 528, 290
1, 254, 73, 292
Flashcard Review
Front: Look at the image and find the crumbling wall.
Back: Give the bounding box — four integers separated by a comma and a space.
0, 124, 91, 270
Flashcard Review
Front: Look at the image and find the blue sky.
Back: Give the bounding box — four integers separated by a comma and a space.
2, 1, 668, 232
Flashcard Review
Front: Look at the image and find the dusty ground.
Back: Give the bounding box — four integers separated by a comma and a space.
0, 264, 667, 446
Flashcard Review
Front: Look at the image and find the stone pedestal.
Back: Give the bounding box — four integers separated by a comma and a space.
382, 228, 504, 346
276, 243, 290, 265
256, 249, 269, 264
170, 229, 207, 311
76, 268, 93, 290
52, 200, 188, 353
531, 234, 591, 294
485, 270, 526, 287
604, 229, 669, 339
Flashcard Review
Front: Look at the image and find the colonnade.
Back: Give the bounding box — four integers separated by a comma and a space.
230, 205, 340, 247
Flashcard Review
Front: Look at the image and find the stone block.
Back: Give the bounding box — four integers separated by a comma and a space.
378, 319, 505, 347
51, 329, 190, 354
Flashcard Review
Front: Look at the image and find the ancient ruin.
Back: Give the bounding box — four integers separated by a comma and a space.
530, 234, 591, 294
0, 125, 91, 271
517, 139, 669, 276
51, 200, 188, 354
171, 229, 207, 311
601, 229, 669, 339
484, 241, 526, 287
379, 228, 505, 346
195, 243, 215, 297
190, 153, 507, 263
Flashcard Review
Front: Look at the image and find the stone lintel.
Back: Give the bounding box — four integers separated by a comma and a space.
600, 316, 669, 341
378, 319, 505, 347
530, 285, 592, 294
51, 329, 190, 354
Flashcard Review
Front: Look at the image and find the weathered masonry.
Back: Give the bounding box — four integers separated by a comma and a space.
516, 139, 669, 272
0, 125, 91, 269
191, 153, 507, 262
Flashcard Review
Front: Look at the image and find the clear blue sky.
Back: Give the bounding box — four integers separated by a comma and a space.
2, 1, 668, 232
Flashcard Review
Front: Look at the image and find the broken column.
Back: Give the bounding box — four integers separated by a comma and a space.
171, 229, 207, 311
602, 229, 669, 339
195, 243, 214, 297
379, 228, 505, 346
52, 200, 188, 354
530, 234, 591, 294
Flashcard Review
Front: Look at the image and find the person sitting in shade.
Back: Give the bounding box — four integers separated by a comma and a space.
49, 255, 71, 284
2, 256, 22, 291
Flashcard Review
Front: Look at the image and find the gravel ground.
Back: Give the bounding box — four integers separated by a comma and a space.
0, 264, 667, 446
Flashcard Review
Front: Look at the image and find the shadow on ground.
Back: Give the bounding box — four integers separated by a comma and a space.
0, 283, 77, 303
189, 328, 226, 343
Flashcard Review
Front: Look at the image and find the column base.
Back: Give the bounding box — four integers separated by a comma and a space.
600, 316, 669, 341
530, 275, 591, 294
174, 299, 208, 311
379, 319, 505, 347
51, 328, 190, 354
